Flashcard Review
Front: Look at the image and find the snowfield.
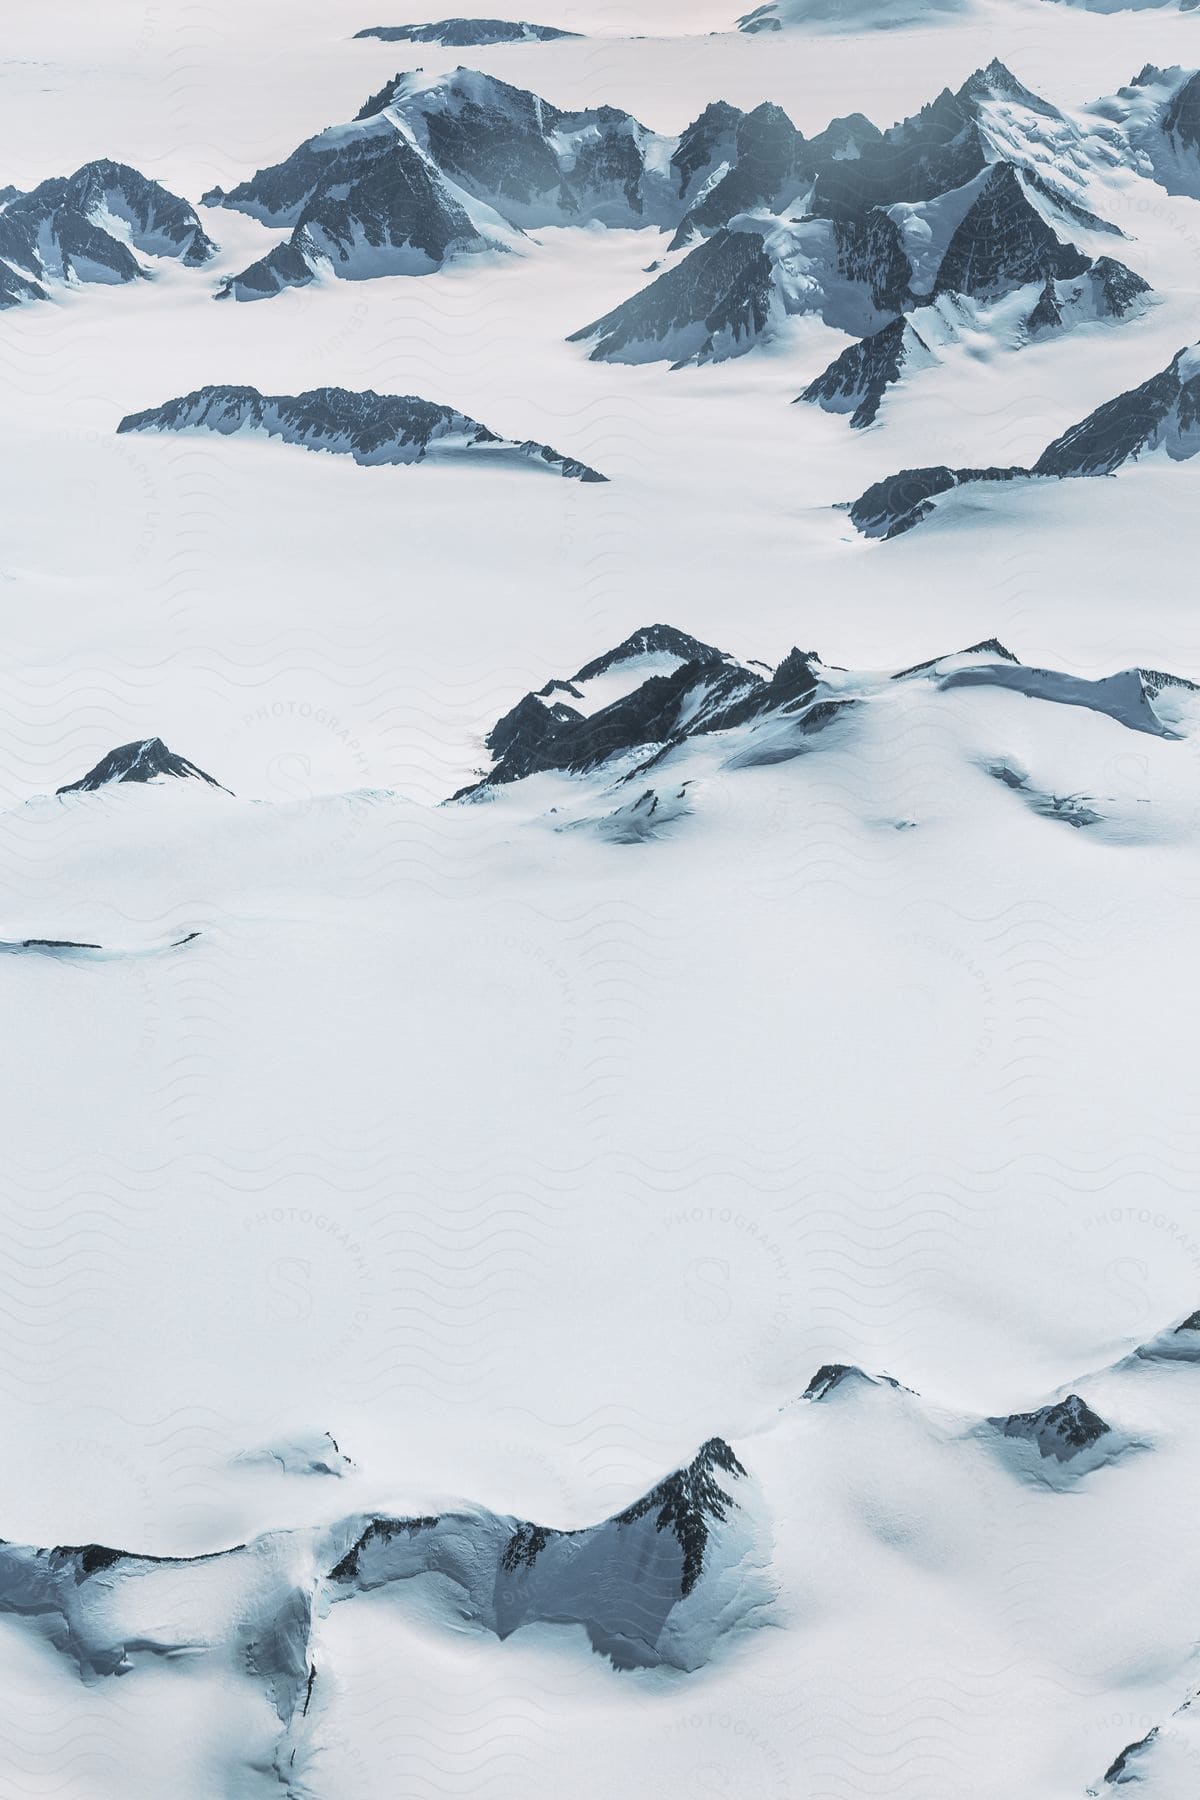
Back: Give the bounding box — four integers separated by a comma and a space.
4, 1, 1200, 1797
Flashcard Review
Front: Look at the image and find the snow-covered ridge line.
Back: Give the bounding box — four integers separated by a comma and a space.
567, 59, 1155, 388
0, 1435, 768, 1788
462, 621, 1200, 796
4, 1307, 1200, 1790
0, 160, 215, 310
116, 385, 607, 481
353, 18, 581, 42
198, 54, 1166, 343
851, 339, 1200, 536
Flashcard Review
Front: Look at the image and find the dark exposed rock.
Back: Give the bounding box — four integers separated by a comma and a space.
811, 85, 987, 218
500, 1521, 567, 1570
117, 384, 607, 482
1163, 69, 1200, 155
57, 737, 228, 795
670, 101, 803, 247
1090, 255, 1152, 315
569, 226, 777, 365
0, 160, 214, 308
463, 630, 860, 795
933, 163, 1090, 302
849, 464, 1033, 537
1100, 1726, 1159, 1784
353, 18, 580, 43
615, 1438, 747, 1597
1027, 276, 1063, 332
997, 1393, 1111, 1461
208, 122, 495, 298
1033, 345, 1200, 476
574, 623, 726, 681
831, 209, 913, 315
853, 342, 1200, 537
329, 1516, 440, 1584
800, 316, 933, 427
671, 101, 745, 203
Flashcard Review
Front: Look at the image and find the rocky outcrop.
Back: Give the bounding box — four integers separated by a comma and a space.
799, 316, 936, 427
996, 1394, 1111, 1461
1033, 344, 1200, 475
117, 384, 607, 481
849, 340, 1200, 534
56, 737, 229, 794
569, 226, 777, 365
354, 18, 580, 42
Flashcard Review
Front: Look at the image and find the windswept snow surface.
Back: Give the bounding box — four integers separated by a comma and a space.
7, 3, 1200, 1799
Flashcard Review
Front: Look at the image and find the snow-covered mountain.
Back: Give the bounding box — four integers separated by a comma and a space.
0, 1432, 770, 1789
55, 737, 229, 794
354, 18, 581, 41
117, 384, 607, 480
1086, 63, 1200, 201
7, 1301, 1200, 1796
569, 63, 1149, 392
0, 160, 214, 308
852, 340, 1200, 534
453, 622, 1200, 844
204, 67, 685, 296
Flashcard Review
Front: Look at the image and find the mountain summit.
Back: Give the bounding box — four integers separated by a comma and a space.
57, 738, 229, 795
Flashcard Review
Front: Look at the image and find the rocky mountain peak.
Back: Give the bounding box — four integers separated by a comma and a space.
56, 738, 229, 795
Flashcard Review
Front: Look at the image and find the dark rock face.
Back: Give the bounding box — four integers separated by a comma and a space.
354, 18, 580, 42
59, 161, 217, 264
1176, 1309, 1200, 1332
1033, 346, 1200, 476
852, 342, 1200, 537
569, 226, 776, 365
0, 161, 214, 307
933, 163, 1090, 301
117, 384, 607, 482
209, 67, 674, 298
670, 101, 803, 247
800, 316, 932, 427
614, 1438, 747, 1597
1163, 69, 1200, 155
328, 1516, 440, 1584
811, 85, 987, 218
574, 624, 724, 681
831, 210, 913, 315
1090, 255, 1152, 315
206, 121, 494, 299
461, 628, 859, 795
390, 72, 668, 226
849, 464, 1032, 537
998, 1394, 1111, 1461
1026, 277, 1064, 332
1100, 1727, 1159, 1784
850, 465, 961, 537
671, 101, 745, 204
57, 737, 228, 795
